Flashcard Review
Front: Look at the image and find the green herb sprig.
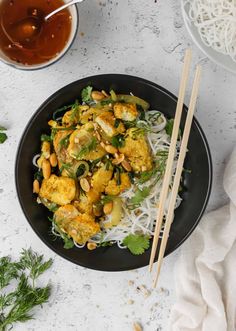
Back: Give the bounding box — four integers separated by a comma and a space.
111, 134, 125, 148
40, 134, 51, 142
81, 86, 93, 103
166, 119, 182, 138
0, 126, 7, 144
128, 186, 151, 209
0, 249, 52, 331
123, 234, 150, 255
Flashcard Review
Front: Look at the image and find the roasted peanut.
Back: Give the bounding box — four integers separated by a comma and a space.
100, 141, 106, 149
87, 242, 97, 250
91, 91, 105, 101
95, 131, 101, 141
93, 204, 103, 217
42, 159, 51, 179
41, 141, 50, 159
105, 145, 118, 154
33, 179, 40, 194
48, 120, 57, 127
133, 322, 143, 331
80, 178, 90, 192
37, 155, 45, 168
103, 201, 113, 215
121, 159, 132, 171
101, 90, 109, 97
112, 153, 125, 165
49, 153, 58, 167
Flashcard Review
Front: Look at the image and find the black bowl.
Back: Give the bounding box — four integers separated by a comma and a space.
15, 74, 212, 271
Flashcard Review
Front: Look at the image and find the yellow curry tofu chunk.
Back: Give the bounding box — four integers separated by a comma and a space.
54, 205, 79, 222
114, 103, 138, 122
75, 189, 101, 215
119, 128, 153, 172
59, 214, 100, 245
91, 166, 113, 193
62, 109, 80, 127
95, 111, 125, 137
39, 175, 76, 205
53, 129, 73, 164
105, 173, 131, 196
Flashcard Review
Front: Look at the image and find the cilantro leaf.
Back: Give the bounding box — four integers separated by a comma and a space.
81, 86, 93, 103
123, 234, 150, 255
0, 132, 7, 144
0, 126, 7, 131
128, 186, 151, 209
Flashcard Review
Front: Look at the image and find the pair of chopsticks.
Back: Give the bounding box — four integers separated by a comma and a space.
149, 49, 202, 288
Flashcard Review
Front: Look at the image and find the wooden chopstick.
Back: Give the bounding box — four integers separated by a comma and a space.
148, 49, 192, 272
153, 65, 202, 288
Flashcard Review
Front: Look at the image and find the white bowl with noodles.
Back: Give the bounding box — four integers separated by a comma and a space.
0, 0, 78, 71
181, 0, 236, 74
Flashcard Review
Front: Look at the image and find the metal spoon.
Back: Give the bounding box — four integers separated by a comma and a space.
45, 0, 84, 21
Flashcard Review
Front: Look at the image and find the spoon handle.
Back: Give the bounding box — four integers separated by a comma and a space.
45, 0, 83, 21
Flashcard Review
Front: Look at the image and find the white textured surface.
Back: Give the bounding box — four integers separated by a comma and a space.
0, 1, 235, 330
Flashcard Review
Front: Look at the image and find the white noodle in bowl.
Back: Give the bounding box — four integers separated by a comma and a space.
182, 0, 236, 72
87, 111, 182, 248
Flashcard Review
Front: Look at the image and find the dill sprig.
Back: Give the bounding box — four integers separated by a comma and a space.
0, 249, 52, 331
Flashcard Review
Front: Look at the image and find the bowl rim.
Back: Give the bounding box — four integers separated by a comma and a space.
15, 74, 213, 271
0, 3, 79, 71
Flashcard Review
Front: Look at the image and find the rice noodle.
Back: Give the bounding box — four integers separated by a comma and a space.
90, 111, 182, 247
183, 0, 236, 62
32, 154, 41, 167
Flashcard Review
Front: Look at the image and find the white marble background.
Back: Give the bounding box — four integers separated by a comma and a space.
0, 1, 235, 330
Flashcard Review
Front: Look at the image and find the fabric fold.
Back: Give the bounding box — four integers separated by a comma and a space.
170, 149, 236, 331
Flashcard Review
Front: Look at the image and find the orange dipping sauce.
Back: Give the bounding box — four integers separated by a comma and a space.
0, 0, 72, 65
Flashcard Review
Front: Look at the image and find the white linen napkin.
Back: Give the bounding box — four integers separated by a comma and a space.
169, 148, 236, 331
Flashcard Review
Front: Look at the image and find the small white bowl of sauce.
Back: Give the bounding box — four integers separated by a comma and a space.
0, 0, 78, 70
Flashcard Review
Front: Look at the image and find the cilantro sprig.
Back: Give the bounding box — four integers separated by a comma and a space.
123, 234, 150, 255
128, 186, 151, 209
81, 86, 93, 103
